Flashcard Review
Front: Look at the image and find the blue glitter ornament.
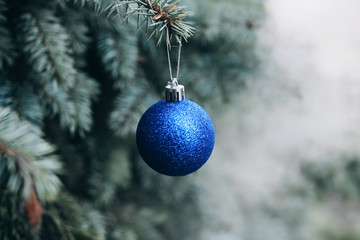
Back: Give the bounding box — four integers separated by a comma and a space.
136, 81, 215, 176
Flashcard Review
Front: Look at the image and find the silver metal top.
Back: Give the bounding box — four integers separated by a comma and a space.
165, 78, 185, 102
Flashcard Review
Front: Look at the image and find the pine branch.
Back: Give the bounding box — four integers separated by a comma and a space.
0, 73, 13, 107
41, 82, 77, 133
41, 192, 82, 240
0, 74, 44, 129
109, 74, 159, 137
17, 10, 100, 134
109, 228, 137, 240
14, 82, 44, 129
96, 22, 138, 88
0, 0, 17, 68
112, 0, 195, 45
73, 0, 115, 13
69, 73, 100, 135
0, 190, 33, 240
77, 0, 194, 46
0, 106, 62, 202
40, 192, 106, 240
81, 204, 106, 240
17, 10, 76, 90
29, 71, 98, 134
60, 8, 91, 56
88, 148, 131, 205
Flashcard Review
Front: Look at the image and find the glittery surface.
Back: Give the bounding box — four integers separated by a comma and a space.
136, 99, 215, 176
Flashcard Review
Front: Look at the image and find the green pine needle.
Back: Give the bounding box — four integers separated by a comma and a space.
78, 0, 195, 46
0, 106, 62, 202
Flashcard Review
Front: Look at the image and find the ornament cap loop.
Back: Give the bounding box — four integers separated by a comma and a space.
165, 78, 185, 102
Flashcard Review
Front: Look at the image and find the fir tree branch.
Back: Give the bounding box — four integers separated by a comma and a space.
69, 73, 100, 136
77, 0, 194, 46
0, 0, 17, 68
17, 11, 76, 90
0, 73, 13, 107
0, 190, 33, 240
14, 82, 44, 129
109, 74, 159, 137
0, 106, 62, 202
32, 70, 98, 135
60, 8, 91, 56
41, 82, 77, 133
111, 0, 195, 45
81, 204, 106, 240
88, 148, 131, 205
17, 10, 99, 134
96, 22, 138, 88
41, 192, 106, 239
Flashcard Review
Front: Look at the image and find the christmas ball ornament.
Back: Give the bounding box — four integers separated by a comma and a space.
136, 80, 215, 176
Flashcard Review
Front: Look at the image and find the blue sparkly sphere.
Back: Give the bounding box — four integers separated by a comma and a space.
136, 99, 215, 176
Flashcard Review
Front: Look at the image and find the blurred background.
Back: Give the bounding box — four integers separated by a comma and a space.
202, 0, 360, 239
1, 0, 360, 239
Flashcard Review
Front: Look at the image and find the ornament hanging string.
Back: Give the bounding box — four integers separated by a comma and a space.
166, 37, 183, 82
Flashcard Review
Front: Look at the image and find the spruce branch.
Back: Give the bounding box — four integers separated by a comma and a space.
17, 10, 99, 134
60, 8, 91, 56
0, 190, 33, 240
0, 107, 62, 202
41, 192, 81, 240
0, 75, 45, 129
78, 0, 195, 46
17, 11, 76, 90
96, 22, 138, 88
109, 75, 159, 137
40, 192, 107, 239
0, 73, 13, 107
81, 204, 106, 240
0, 0, 17, 68
69, 73, 100, 136
41, 83, 77, 132
112, 0, 194, 45
88, 148, 131, 206
36, 72, 98, 135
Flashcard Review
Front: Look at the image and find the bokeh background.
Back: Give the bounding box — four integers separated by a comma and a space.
203, 0, 360, 239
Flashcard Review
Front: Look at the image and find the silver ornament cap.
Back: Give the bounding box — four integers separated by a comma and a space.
165, 78, 185, 102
